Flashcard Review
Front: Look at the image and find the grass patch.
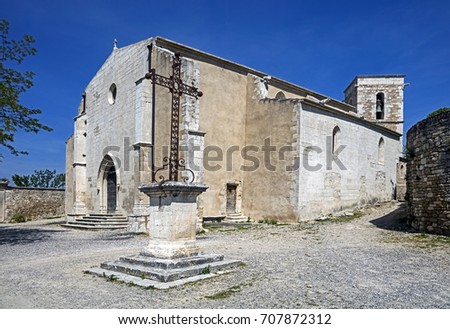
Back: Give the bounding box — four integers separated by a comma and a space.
205, 278, 253, 300
384, 232, 450, 248
107, 274, 119, 283
320, 211, 364, 223
205, 285, 242, 300
235, 225, 251, 231
201, 265, 211, 275
202, 224, 251, 234
10, 213, 27, 223
258, 217, 278, 225
258, 217, 290, 226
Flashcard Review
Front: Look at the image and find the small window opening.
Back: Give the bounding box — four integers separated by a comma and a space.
376, 93, 385, 119
378, 138, 385, 164
108, 83, 117, 105
275, 91, 286, 100
332, 126, 341, 154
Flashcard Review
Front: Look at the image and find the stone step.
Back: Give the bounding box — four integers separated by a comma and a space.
99, 256, 241, 283
225, 214, 249, 222
85, 267, 216, 290
69, 222, 127, 227
76, 218, 127, 224
62, 223, 127, 230
119, 254, 224, 270
88, 213, 126, 218
203, 216, 226, 223
63, 213, 128, 230
80, 216, 127, 221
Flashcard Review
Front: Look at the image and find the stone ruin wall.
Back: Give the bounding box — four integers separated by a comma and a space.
406, 110, 450, 235
0, 183, 65, 222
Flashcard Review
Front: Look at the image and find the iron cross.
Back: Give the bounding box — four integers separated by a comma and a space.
145, 51, 203, 182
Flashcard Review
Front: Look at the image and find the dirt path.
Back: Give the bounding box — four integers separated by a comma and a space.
1, 202, 449, 308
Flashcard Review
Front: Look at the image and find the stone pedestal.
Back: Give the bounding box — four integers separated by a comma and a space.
87, 181, 241, 289
140, 182, 207, 258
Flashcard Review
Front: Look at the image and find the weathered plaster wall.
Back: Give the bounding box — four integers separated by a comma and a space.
406, 111, 450, 235
80, 39, 153, 215
197, 60, 248, 217
242, 78, 300, 222
297, 103, 400, 220
0, 184, 64, 222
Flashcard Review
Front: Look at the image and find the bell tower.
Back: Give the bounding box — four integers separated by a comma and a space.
344, 75, 406, 135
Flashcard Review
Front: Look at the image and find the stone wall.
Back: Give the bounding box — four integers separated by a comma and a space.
297, 102, 401, 220
344, 75, 405, 135
406, 110, 450, 235
0, 183, 65, 222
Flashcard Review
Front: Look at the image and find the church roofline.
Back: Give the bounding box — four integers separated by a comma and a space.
301, 98, 402, 138
84, 36, 402, 137
153, 37, 404, 136
152, 37, 355, 113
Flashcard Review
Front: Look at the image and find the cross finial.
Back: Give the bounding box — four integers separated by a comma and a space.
113, 38, 118, 49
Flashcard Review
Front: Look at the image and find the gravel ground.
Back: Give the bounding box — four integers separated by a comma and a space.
1, 202, 449, 309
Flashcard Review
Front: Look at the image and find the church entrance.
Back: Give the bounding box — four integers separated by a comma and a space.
106, 166, 117, 213
226, 183, 237, 214
99, 155, 118, 214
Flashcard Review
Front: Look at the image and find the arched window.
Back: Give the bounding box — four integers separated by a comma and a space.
378, 137, 385, 164
108, 83, 117, 105
376, 92, 385, 119
81, 92, 86, 114
275, 91, 286, 100
332, 126, 341, 154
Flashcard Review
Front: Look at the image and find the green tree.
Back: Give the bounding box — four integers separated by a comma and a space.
427, 107, 450, 118
12, 169, 65, 188
0, 19, 52, 158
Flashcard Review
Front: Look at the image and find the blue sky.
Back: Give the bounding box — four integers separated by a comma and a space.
1, 0, 450, 182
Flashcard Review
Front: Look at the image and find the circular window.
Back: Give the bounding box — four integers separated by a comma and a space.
108, 83, 117, 104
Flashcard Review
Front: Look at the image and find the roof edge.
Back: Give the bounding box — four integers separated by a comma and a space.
153, 37, 355, 113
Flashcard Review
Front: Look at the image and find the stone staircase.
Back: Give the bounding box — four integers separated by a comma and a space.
86, 253, 241, 289
62, 213, 128, 230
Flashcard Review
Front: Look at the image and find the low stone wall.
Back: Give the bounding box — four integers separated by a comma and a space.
0, 183, 65, 222
406, 110, 450, 235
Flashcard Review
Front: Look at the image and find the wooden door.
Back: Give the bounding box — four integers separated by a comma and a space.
106, 169, 116, 213
226, 184, 237, 213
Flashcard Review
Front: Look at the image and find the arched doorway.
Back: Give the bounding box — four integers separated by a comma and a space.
98, 156, 118, 213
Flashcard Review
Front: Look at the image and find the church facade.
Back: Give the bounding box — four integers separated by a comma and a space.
65, 37, 405, 231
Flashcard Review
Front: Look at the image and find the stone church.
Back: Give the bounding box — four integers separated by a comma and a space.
65, 37, 406, 232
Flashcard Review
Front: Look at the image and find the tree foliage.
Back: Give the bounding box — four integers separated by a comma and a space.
0, 19, 52, 157
12, 169, 65, 188
427, 107, 450, 118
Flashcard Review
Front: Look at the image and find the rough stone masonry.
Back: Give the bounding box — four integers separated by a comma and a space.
406, 110, 450, 235
0, 181, 64, 222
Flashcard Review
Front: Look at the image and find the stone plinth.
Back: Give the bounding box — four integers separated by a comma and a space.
86, 181, 241, 288
139, 181, 208, 258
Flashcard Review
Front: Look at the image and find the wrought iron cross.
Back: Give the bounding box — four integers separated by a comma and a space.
145, 51, 203, 182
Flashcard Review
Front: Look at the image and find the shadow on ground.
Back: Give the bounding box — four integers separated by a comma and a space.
0, 226, 63, 246
370, 203, 415, 233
